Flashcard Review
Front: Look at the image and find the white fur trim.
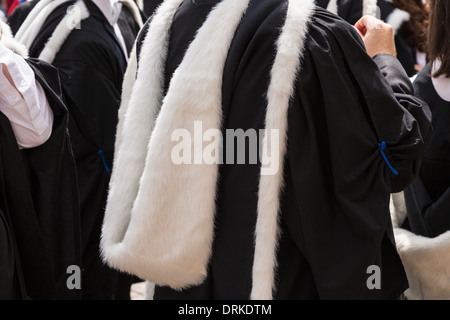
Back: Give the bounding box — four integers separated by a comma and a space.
363, 0, 378, 16
327, 0, 337, 14
389, 192, 407, 228
394, 228, 450, 300
15, 0, 55, 43
120, 0, 144, 27
110, 42, 138, 178
16, 0, 70, 49
136, 0, 144, 11
251, 0, 315, 300
0, 21, 28, 57
386, 8, 410, 34
38, 0, 90, 63
102, 0, 182, 281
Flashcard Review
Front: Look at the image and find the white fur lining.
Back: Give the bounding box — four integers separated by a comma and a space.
386, 8, 410, 34
102, 0, 314, 298
136, 0, 144, 11
363, 0, 378, 16
102, 0, 181, 275
120, 0, 144, 27
15, 0, 70, 49
394, 228, 450, 300
326, 0, 337, 14
251, 0, 314, 300
0, 20, 28, 57
15, 0, 55, 44
110, 43, 138, 172
38, 0, 90, 63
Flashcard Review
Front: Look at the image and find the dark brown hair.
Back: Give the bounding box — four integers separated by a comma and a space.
392, 0, 429, 53
427, 0, 450, 78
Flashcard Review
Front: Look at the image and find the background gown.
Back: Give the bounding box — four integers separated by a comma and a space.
403, 64, 450, 238
0, 59, 81, 300
26, 0, 139, 299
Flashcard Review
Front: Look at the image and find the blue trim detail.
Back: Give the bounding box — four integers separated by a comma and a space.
378, 141, 398, 175
98, 149, 111, 173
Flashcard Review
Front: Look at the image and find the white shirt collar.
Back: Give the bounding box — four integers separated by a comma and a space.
91, 0, 122, 26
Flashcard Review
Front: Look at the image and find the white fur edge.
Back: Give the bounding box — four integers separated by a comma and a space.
17, 0, 70, 49
120, 0, 144, 27
386, 8, 410, 34
102, 0, 252, 290
326, 0, 337, 14
136, 0, 144, 11
394, 228, 450, 300
363, 0, 378, 16
101, 0, 182, 279
14, 0, 55, 42
251, 0, 315, 300
109, 42, 137, 187
0, 20, 28, 57
38, 0, 90, 63
389, 192, 407, 228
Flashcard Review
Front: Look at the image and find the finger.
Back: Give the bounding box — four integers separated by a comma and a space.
353, 26, 364, 39
354, 16, 368, 36
356, 15, 383, 35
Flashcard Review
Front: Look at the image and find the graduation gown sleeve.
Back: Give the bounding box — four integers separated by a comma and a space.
284, 11, 431, 299
0, 112, 26, 300
0, 58, 81, 299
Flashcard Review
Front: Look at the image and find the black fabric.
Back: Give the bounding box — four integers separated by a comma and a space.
28, 0, 136, 299
117, 3, 146, 54
377, 0, 417, 77
403, 64, 450, 238
143, 0, 162, 17
137, 0, 431, 299
0, 117, 27, 300
316, 0, 364, 25
7, 0, 40, 35
0, 59, 81, 300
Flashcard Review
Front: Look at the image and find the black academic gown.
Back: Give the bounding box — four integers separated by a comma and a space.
117, 2, 147, 54
8, 0, 144, 42
28, 0, 128, 299
135, 1, 431, 299
142, 0, 162, 17
316, 0, 367, 25
0, 59, 81, 300
403, 64, 450, 238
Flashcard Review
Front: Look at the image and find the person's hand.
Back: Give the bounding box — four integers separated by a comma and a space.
354, 15, 397, 58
